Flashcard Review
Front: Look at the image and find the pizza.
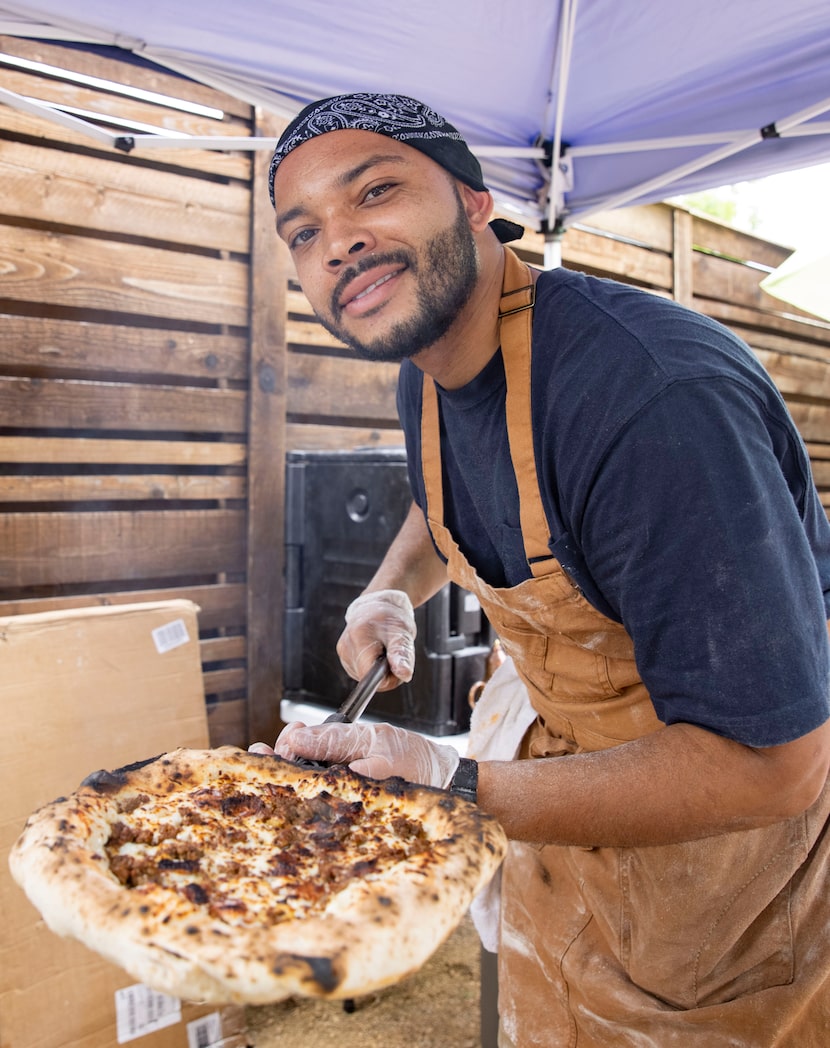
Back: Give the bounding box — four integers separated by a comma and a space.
9, 746, 506, 1005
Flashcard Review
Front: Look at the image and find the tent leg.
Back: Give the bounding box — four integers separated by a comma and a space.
543, 234, 563, 270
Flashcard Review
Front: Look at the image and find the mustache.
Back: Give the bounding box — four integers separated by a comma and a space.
331, 250, 414, 318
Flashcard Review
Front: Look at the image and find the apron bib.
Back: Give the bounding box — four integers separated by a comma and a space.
420, 248, 830, 1046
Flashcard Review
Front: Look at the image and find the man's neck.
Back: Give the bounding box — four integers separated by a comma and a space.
411, 240, 505, 390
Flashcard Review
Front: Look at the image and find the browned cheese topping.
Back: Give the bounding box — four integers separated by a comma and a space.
103, 775, 428, 927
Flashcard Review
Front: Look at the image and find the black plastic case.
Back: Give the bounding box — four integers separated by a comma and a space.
284, 448, 492, 735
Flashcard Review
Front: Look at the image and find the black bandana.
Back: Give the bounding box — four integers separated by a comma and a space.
268, 92, 523, 244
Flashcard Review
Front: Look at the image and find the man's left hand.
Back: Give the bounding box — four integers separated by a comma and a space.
250, 721, 460, 789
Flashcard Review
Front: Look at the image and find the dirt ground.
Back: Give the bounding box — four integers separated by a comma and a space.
245, 914, 489, 1048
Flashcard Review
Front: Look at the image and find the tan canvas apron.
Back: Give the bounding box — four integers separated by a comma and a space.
420, 248, 830, 1046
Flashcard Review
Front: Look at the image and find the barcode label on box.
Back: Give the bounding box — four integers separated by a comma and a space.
152, 617, 191, 654
115, 984, 181, 1043
187, 1012, 223, 1048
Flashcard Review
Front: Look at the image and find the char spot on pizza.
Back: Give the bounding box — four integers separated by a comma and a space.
220, 793, 264, 818
185, 925, 199, 936
81, 769, 126, 794
157, 858, 200, 873
182, 882, 209, 906
297, 955, 340, 993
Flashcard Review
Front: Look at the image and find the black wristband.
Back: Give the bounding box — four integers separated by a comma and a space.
449, 757, 478, 804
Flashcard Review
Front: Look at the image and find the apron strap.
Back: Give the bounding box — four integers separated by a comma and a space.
499, 249, 555, 575
421, 247, 555, 577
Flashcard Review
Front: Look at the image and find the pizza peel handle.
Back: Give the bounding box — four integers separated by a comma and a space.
293, 655, 388, 770
324, 654, 388, 724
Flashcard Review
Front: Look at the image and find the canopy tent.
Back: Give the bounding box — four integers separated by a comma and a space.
761, 249, 830, 322
1, 0, 829, 255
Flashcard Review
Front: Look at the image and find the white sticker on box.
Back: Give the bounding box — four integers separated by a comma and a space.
187, 1012, 224, 1048
152, 617, 191, 654
115, 984, 181, 1043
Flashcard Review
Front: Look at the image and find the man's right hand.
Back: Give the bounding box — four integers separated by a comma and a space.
336, 589, 417, 688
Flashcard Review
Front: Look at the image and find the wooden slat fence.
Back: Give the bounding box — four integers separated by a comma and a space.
2, 39, 829, 750
0, 37, 285, 748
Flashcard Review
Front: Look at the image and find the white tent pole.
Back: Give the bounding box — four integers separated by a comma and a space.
567, 125, 830, 157
569, 94, 830, 224
544, 235, 563, 269
545, 0, 579, 243
0, 83, 118, 146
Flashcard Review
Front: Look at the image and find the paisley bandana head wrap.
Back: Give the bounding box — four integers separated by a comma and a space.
268, 92, 523, 244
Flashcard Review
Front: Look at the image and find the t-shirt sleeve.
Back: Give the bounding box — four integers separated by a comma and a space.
577, 376, 830, 746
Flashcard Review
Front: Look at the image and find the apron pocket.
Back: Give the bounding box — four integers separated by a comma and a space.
605, 820, 805, 1009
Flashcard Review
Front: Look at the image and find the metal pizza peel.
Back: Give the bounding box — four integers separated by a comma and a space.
323, 653, 388, 724
293, 653, 388, 769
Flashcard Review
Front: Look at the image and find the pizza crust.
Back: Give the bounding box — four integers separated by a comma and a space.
9, 746, 507, 1005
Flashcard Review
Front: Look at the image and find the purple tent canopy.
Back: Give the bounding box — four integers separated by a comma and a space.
1, 0, 828, 238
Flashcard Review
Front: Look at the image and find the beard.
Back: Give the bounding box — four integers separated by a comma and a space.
314, 194, 479, 363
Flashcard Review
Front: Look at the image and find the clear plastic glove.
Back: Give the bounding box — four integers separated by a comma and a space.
269, 720, 460, 788
336, 589, 416, 687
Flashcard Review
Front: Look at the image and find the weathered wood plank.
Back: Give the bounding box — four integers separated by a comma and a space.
0, 473, 245, 503
0, 436, 247, 466
246, 108, 288, 746
810, 460, 830, 487
0, 313, 248, 381
806, 442, 830, 462
0, 138, 251, 252
0, 582, 247, 630
690, 214, 793, 270
203, 667, 247, 695
207, 697, 248, 748
286, 422, 404, 451
580, 203, 675, 253
672, 209, 694, 308
0, 103, 252, 180
0, 226, 249, 326
287, 316, 347, 352
786, 402, 830, 444
0, 376, 248, 435
287, 353, 400, 423
694, 250, 815, 316
743, 327, 830, 366
753, 349, 830, 401
0, 508, 247, 587
562, 225, 673, 288
201, 634, 247, 663
694, 297, 830, 345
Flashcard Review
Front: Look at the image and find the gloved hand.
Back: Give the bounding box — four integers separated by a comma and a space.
268, 720, 460, 788
337, 589, 417, 687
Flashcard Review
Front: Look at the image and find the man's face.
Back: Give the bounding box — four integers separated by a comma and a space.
273, 130, 480, 362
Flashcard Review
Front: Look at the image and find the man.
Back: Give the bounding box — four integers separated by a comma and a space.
257, 93, 830, 1045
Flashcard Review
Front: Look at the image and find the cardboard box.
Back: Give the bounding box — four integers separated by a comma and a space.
0, 601, 248, 1048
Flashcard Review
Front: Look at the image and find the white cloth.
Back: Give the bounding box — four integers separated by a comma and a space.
466, 656, 535, 953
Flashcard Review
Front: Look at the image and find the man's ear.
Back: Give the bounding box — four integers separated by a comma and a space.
458, 183, 495, 232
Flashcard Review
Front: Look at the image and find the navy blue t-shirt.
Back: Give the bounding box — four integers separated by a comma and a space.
397, 267, 830, 746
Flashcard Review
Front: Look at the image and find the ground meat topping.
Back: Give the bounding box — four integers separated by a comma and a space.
104, 776, 429, 927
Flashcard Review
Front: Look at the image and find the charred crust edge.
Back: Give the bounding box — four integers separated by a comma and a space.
80, 753, 165, 792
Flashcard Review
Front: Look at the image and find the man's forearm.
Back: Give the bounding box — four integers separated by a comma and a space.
477, 719, 830, 848
363, 501, 448, 607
